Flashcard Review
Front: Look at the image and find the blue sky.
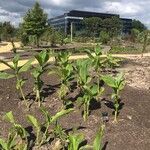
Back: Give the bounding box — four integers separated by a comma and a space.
0, 0, 149, 28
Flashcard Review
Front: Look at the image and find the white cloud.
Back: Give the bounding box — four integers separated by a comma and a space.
0, 0, 149, 28
103, 1, 142, 15
0, 7, 21, 26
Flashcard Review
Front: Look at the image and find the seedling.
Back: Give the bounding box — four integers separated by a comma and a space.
103, 54, 121, 70
27, 107, 73, 147
74, 59, 91, 89
85, 44, 103, 73
102, 73, 125, 122
67, 133, 84, 150
85, 45, 104, 93
67, 125, 105, 150
0, 55, 33, 105
78, 83, 103, 121
32, 50, 49, 107
49, 51, 74, 106
0, 111, 28, 150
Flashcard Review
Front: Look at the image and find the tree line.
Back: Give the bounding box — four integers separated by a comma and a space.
0, 2, 148, 47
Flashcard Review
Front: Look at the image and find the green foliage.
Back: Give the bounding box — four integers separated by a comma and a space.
67, 133, 84, 150
0, 55, 33, 103
0, 22, 16, 41
131, 28, 140, 42
27, 107, 73, 147
103, 16, 122, 38
74, 59, 91, 88
49, 51, 73, 106
32, 50, 49, 107
93, 125, 105, 150
102, 73, 125, 122
132, 19, 147, 32
78, 83, 102, 121
85, 44, 103, 73
21, 2, 47, 47
103, 54, 121, 70
67, 125, 105, 150
64, 37, 71, 45
83, 16, 122, 39
83, 17, 102, 38
0, 112, 28, 150
99, 31, 110, 44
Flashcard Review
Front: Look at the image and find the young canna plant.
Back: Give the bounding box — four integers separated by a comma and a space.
67, 124, 105, 150
85, 45, 106, 94
0, 55, 33, 104
103, 54, 121, 71
27, 107, 73, 147
74, 59, 91, 89
49, 51, 74, 106
80, 125, 105, 150
85, 44, 103, 73
0, 111, 28, 150
67, 133, 84, 150
0, 133, 17, 150
101, 73, 125, 123
32, 50, 49, 107
55, 51, 71, 67
78, 83, 103, 121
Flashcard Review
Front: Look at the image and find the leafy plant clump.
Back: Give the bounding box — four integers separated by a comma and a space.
27, 107, 74, 147
0, 55, 33, 105
102, 73, 125, 122
49, 51, 74, 106
0, 111, 28, 150
32, 50, 49, 107
67, 125, 105, 150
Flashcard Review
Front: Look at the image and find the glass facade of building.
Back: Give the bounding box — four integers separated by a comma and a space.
48, 10, 132, 35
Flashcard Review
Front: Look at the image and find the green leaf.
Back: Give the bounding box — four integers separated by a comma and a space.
27, 115, 40, 130
51, 108, 74, 123
18, 58, 34, 73
13, 54, 20, 69
0, 72, 15, 79
85, 49, 94, 59
16, 79, 26, 89
3, 111, 15, 124
68, 133, 84, 150
40, 107, 51, 123
101, 75, 116, 88
95, 45, 102, 56
93, 125, 105, 150
14, 124, 27, 139
0, 138, 8, 150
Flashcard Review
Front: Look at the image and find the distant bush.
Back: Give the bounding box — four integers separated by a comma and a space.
99, 31, 110, 44
110, 45, 141, 54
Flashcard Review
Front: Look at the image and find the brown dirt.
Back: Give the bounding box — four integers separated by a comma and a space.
0, 57, 150, 150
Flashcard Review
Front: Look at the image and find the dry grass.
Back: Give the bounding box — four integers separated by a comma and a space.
0, 42, 21, 53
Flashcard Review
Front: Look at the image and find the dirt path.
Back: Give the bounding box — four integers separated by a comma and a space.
1, 53, 150, 71
0, 42, 21, 53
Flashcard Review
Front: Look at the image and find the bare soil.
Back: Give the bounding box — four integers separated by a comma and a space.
0, 57, 150, 150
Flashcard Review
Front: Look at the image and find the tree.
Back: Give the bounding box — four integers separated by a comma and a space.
132, 19, 147, 32
102, 16, 122, 38
21, 2, 47, 47
99, 31, 110, 44
83, 17, 102, 38
40, 27, 63, 46
0, 22, 15, 41
131, 28, 140, 42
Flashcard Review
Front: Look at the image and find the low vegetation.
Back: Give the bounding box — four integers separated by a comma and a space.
0, 44, 125, 149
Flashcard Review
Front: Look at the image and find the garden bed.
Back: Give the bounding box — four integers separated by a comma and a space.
0, 56, 150, 150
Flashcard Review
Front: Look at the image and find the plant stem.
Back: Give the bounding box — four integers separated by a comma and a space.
114, 110, 118, 123
36, 89, 41, 107
16, 74, 26, 102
